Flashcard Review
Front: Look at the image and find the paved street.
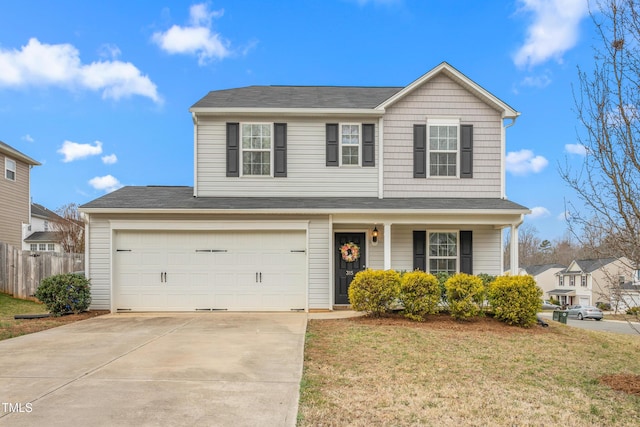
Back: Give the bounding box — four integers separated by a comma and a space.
540, 312, 640, 336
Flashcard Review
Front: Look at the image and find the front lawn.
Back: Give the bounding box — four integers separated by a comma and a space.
0, 293, 106, 341
298, 315, 640, 426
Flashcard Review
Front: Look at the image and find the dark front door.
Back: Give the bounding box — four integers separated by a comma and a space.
335, 232, 366, 305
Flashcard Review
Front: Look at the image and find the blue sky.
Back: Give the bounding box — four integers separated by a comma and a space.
0, 0, 596, 240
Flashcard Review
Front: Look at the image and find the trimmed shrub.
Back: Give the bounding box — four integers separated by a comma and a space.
444, 273, 485, 320
398, 271, 440, 321
488, 275, 541, 327
348, 269, 401, 317
35, 273, 91, 316
626, 306, 640, 316
596, 302, 612, 311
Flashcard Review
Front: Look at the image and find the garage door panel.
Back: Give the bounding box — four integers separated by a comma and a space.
114, 230, 307, 311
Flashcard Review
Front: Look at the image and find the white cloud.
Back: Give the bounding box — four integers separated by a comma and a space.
528, 206, 551, 218
565, 143, 587, 155
520, 72, 552, 88
152, 3, 230, 65
514, 0, 589, 68
21, 134, 34, 143
102, 154, 118, 164
0, 38, 160, 102
88, 174, 122, 193
506, 149, 549, 175
58, 140, 103, 162
98, 43, 122, 60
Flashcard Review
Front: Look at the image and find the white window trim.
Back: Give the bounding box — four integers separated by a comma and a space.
5, 158, 16, 181
427, 118, 460, 178
339, 123, 362, 167
427, 230, 459, 274
240, 122, 274, 177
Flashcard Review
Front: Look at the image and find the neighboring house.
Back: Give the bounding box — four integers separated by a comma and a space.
0, 140, 41, 248
613, 281, 640, 311
550, 257, 635, 307
22, 203, 64, 252
516, 264, 566, 297
80, 62, 530, 313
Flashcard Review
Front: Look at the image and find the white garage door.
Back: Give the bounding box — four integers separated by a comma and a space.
113, 230, 307, 311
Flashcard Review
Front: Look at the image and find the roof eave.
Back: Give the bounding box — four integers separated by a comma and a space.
189, 107, 385, 117
80, 207, 530, 216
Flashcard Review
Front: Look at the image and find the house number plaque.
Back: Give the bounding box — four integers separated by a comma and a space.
345, 270, 354, 276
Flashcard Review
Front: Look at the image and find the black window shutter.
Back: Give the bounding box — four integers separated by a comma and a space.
460, 124, 473, 178
460, 230, 473, 274
226, 123, 239, 177
413, 124, 426, 178
362, 124, 375, 167
413, 231, 426, 271
326, 124, 339, 166
274, 123, 287, 177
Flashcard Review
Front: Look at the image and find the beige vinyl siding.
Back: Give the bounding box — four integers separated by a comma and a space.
196, 117, 379, 197
383, 73, 503, 198
389, 225, 503, 275
86, 215, 111, 310
0, 156, 30, 248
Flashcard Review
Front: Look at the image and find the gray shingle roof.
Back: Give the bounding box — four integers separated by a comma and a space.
190, 86, 404, 109
24, 231, 61, 243
80, 186, 529, 212
523, 264, 566, 276
31, 203, 64, 221
563, 258, 620, 274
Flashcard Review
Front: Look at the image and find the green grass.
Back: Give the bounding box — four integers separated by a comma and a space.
298, 315, 640, 426
0, 292, 48, 317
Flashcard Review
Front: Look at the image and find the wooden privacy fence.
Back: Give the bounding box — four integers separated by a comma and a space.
0, 242, 85, 299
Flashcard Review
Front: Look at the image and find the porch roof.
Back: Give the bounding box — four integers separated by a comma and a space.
548, 289, 576, 296
80, 186, 529, 215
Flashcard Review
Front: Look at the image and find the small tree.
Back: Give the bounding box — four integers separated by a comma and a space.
50, 203, 85, 254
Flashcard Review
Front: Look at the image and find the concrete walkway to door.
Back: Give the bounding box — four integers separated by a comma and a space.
0, 312, 307, 427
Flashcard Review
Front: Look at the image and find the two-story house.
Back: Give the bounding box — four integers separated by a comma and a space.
22, 203, 64, 252
516, 264, 566, 298
80, 62, 530, 312
0, 140, 41, 249
549, 257, 635, 307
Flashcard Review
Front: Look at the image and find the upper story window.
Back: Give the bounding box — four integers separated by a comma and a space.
581, 275, 587, 287
559, 276, 564, 286
341, 124, 361, 166
428, 232, 457, 275
241, 123, 272, 176
5, 158, 16, 181
429, 125, 458, 177
569, 276, 575, 286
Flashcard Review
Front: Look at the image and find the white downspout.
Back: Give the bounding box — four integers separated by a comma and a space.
192, 112, 198, 197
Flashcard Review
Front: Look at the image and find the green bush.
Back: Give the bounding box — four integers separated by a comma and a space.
35, 273, 91, 316
398, 271, 440, 321
348, 270, 400, 317
626, 306, 640, 316
488, 275, 541, 327
596, 302, 612, 311
444, 273, 485, 320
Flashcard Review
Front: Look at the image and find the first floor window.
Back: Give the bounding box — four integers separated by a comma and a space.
30, 244, 37, 251
429, 125, 458, 177
428, 232, 457, 275
5, 158, 16, 181
48, 243, 55, 251
241, 123, 271, 176
38, 243, 47, 251
341, 124, 360, 165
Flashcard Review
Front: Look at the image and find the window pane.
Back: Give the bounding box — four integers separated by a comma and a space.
48, 244, 55, 251
39, 243, 46, 251
429, 259, 457, 275
243, 151, 270, 175
430, 153, 457, 176
342, 146, 359, 165
30, 244, 37, 251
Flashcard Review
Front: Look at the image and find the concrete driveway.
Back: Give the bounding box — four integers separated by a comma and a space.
0, 312, 307, 426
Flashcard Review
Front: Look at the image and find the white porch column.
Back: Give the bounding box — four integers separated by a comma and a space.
384, 223, 392, 270
510, 223, 519, 275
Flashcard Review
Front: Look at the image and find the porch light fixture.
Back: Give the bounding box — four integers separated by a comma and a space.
372, 226, 379, 243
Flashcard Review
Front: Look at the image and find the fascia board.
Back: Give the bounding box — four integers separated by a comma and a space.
189, 107, 385, 117
80, 207, 531, 216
